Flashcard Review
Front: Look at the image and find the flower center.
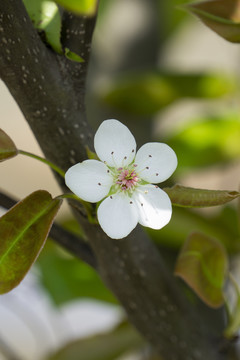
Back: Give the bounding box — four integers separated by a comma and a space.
116, 166, 139, 191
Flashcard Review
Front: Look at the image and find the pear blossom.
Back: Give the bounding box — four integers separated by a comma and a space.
65, 119, 177, 239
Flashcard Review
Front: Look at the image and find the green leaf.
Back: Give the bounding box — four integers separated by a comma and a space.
166, 114, 240, 172
0, 129, 18, 162
101, 72, 235, 116
175, 232, 228, 308
37, 241, 118, 305
64, 48, 84, 63
164, 184, 240, 207
186, 0, 240, 43
23, 0, 62, 53
47, 321, 143, 360
0, 191, 62, 294
54, 0, 98, 16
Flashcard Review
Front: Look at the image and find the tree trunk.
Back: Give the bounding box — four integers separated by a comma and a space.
0, 1, 231, 359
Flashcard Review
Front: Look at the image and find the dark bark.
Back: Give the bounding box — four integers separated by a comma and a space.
0, 1, 229, 359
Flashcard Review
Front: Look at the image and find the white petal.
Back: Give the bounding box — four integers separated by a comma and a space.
135, 142, 177, 183
65, 160, 113, 202
94, 119, 136, 168
97, 192, 139, 239
133, 184, 172, 229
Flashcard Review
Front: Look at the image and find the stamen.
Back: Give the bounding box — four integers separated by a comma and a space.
132, 149, 135, 153
98, 183, 101, 186
141, 203, 143, 206
110, 151, 119, 168
149, 155, 152, 157
136, 166, 148, 175
156, 173, 159, 176
116, 166, 139, 192
110, 196, 113, 199
130, 201, 133, 204
146, 167, 149, 170
121, 156, 128, 167
135, 188, 149, 196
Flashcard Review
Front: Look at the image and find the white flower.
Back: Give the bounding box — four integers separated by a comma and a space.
65, 119, 177, 239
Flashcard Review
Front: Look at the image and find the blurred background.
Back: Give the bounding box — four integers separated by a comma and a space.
1, 0, 240, 359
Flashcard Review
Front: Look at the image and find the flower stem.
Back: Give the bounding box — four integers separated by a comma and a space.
57, 193, 84, 202
19, 150, 65, 178
57, 193, 98, 224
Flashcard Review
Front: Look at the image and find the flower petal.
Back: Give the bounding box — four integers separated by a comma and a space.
94, 119, 136, 168
133, 184, 172, 229
65, 160, 113, 202
97, 193, 139, 239
135, 142, 177, 183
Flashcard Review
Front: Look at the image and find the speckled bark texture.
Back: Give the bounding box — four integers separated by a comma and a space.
0, 1, 232, 359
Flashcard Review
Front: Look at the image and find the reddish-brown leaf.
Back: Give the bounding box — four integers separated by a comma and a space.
0, 190, 62, 294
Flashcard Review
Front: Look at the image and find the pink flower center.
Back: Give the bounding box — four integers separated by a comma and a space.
116, 167, 139, 191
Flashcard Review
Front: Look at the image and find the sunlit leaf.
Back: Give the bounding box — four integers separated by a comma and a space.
64, 48, 84, 62
0, 191, 62, 294
47, 321, 143, 360
0, 129, 18, 162
23, 0, 62, 53
37, 241, 117, 305
54, 0, 98, 16
166, 114, 240, 172
101, 72, 234, 116
186, 0, 240, 43
164, 184, 240, 207
175, 232, 228, 308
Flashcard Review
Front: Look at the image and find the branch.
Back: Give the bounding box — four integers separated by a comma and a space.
50, 223, 96, 268
0, 1, 94, 177
0, 2, 227, 359
61, 10, 97, 82
0, 191, 97, 269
